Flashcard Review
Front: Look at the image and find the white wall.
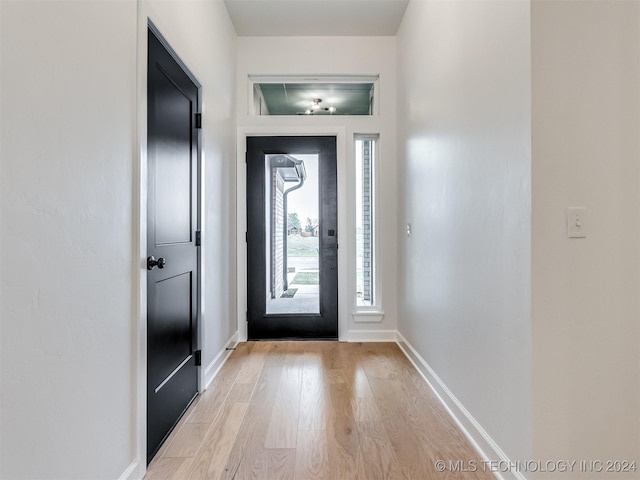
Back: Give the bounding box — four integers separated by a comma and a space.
0, 1, 237, 478
1, 2, 137, 478
236, 36, 398, 341
396, 0, 533, 465
531, 1, 640, 476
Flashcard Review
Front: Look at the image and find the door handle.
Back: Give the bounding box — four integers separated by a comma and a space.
147, 256, 166, 270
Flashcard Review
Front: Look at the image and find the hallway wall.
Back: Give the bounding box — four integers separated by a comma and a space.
398, 0, 640, 475
0, 1, 237, 479
1, 1, 137, 478
531, 1, 640, 475
396, 0, 533, 465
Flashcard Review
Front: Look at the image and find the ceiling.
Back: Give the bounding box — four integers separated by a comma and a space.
257, 82, 374, 115
223, 0, 410, 36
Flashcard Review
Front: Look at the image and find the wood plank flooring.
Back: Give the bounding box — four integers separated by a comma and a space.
145, 342, 493, 480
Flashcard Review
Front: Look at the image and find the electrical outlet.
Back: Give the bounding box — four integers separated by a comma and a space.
406, 223, 412, 237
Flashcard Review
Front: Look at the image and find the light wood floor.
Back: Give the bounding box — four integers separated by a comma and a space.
145, 342, 493, 480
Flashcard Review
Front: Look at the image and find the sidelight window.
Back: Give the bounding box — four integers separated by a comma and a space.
355, 135, 378, 307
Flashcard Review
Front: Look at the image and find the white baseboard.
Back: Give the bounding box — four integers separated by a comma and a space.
118, 460, 141, 480
343, 329, 398, 342
395, 332, 526, 480
204, 331, 239, 390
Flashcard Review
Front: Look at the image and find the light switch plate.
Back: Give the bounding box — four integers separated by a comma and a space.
567, 207, 587, 238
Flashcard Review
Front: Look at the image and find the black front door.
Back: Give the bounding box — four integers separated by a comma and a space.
246, 136, 338, 339
147, 27, 200, 463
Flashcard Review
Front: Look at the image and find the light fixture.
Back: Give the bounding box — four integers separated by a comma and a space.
299, 98, 336, 115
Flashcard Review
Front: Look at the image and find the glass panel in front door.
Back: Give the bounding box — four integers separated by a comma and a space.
265, 153, 320, 315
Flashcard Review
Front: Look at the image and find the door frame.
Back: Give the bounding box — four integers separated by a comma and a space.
236, 127, 348, 343
135, 18, 204, 477
245, 136, 338, 340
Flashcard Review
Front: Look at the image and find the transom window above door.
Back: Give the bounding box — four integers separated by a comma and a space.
249, 75, 378, 116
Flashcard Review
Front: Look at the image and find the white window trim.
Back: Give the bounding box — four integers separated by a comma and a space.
247, 74, 381, 117
352, 134, 383, 323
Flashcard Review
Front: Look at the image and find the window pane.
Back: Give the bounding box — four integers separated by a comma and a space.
265, 154, 320, 315
254, 83, 374, 116
356, 138, 375, 306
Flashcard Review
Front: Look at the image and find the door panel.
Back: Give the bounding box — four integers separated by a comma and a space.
246, 136, 338, 340
154, 67, 193, 245
148, 273, 193, 387
147, 27, 199, 463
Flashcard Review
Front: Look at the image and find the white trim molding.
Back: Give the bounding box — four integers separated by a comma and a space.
246, 75, 381, 117
344, 329, 397, 342
352, 134, 383, 316
118, 460, 141, 480
395, 332, 526, 480
204, 331, 240, 390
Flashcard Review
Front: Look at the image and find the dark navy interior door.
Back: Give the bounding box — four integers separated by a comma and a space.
147, 26, 199, 463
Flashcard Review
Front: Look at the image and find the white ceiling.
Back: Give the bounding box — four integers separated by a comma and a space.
223, 0, 410, 36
